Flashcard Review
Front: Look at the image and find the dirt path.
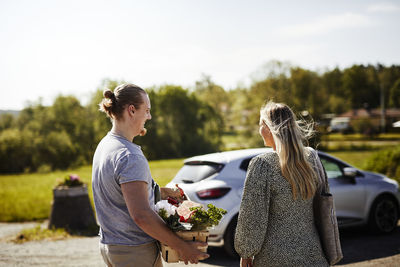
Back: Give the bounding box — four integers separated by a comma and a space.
1, 222, 399, 267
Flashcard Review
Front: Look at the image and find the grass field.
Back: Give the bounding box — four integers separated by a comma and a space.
322, 133, 400, 141
327, 151, 375, 169
0, 159, 184, 222
0, 148, 390, 222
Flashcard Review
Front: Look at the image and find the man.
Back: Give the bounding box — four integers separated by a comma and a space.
92, 84, 208, 266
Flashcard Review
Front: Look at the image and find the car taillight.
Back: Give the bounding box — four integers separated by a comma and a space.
196, 188, 231, 200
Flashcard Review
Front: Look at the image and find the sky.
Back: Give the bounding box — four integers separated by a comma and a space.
1, 0, 400, 110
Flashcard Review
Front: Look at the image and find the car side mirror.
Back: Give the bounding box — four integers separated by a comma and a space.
343, 167, 357, 184
343, 167, 357, 177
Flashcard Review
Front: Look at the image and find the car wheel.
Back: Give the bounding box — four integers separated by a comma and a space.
223, 216, 239, 258
368, 196, 399, 233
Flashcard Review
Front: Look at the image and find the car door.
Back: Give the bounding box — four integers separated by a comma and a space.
319, 155, 367, 226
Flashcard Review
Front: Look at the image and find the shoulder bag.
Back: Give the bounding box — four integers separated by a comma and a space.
312, 149, 343, 265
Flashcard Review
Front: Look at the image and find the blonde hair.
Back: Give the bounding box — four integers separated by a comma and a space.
260, 101, 318, 200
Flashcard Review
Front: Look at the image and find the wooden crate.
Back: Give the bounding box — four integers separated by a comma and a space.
161, 230, 209, 263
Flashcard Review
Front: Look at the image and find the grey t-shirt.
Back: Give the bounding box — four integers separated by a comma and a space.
92, 132, 155, 246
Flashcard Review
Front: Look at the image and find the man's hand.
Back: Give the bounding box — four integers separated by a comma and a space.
160, 186, 188, 202
176, 241, 209, 264
121, 181, 207, 264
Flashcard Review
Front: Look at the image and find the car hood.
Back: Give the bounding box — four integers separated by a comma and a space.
362, 171, 399, 187
362, 171, 385, 179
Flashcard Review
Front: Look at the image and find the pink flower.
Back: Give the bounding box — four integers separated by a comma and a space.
69, 174, 80, 181
177, 200, 202, 221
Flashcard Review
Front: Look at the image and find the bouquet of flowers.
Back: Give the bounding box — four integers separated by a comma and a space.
155, 185, 227, 262
155, 185, 227, 232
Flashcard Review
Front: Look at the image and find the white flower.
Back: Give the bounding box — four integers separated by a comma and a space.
155, 200, 177, 217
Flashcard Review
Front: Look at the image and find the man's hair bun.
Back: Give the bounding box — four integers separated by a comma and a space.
99, 89, 115, 116
103, 89, 115, 100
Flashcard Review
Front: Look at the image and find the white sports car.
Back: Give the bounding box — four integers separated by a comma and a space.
167, 148, 400, 257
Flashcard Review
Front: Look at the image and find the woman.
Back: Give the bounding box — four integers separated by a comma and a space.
234, 101, 329, 267
92, 83, 208, 267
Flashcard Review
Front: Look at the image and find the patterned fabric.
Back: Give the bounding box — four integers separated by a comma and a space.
234, 148, 329, 267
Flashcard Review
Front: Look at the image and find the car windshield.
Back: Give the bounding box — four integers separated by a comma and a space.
173, 161, 224, 183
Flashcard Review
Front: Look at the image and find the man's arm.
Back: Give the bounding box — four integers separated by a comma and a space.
121, 181, 209, 264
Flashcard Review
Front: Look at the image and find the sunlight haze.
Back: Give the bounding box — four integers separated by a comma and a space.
1, 0, 399, 109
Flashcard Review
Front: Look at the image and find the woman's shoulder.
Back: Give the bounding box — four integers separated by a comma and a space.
258, 150, 279, 161
249, 151, 279, 168
304, 146, 318, 160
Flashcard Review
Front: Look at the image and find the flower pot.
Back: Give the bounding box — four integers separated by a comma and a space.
53, 185, 88, 197
49, 185, 97, 232
161, 230, 209, 263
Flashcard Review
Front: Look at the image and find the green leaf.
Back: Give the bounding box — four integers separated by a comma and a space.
188, 204, 227, 231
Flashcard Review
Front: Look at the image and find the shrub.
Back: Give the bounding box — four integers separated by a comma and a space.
351, 118, 378, 137
36, 164, 52, 174
31, 131, 77, 171
14, 225, 70, 243
0, 129, 34, 173
363, 146, 400, 183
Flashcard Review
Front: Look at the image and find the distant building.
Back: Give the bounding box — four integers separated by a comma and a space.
330, 108, 400, 132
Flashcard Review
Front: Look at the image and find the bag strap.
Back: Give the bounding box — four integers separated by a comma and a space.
311, 148, 330, 194
152, 179, 161, 204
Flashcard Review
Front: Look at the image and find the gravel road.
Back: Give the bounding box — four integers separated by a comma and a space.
1, 221, 399, 267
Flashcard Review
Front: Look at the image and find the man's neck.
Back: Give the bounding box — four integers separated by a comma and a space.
111, 123, 134, 142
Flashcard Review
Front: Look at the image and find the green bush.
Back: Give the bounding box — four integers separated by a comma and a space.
363, 146, 400, 183
351, 118, 378, 137
0, 129, 34, 173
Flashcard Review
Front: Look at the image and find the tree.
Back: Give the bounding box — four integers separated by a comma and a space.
226, 87, 251, 132
378, 65, 400, 108
0, 129, 34, 172
47, 95, 94, 165
17, 102, 52, 135
342, 65, 380, 109
389, 78, 400, 108
136, 85, 223, 159
0, 113, 15, 131
321, 68, 350, 114
32, 131, 77, 170
322, 68, 343, 96
194, 74, 230, 131
290, 67, 322, 117
244, 65, 292, 129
